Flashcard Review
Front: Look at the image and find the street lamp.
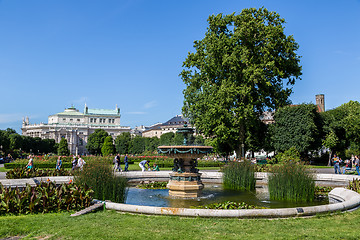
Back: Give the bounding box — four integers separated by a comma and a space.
241, 143, 245, 159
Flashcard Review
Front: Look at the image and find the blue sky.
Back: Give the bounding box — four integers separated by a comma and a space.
0, 0, 359, 133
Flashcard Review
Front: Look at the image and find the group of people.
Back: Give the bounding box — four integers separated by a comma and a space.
113, 154, 129, 172
113, 155, 159, 172
332, 154, 360, 175
71, 155, 86, 171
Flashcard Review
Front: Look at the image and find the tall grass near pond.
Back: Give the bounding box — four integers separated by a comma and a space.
268, 163, 315, 202
223, 161, 255, 191
74, 161, 128, 203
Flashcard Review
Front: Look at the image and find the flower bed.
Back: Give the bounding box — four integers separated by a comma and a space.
0, 182, 93, 215
6, 168, 72, 179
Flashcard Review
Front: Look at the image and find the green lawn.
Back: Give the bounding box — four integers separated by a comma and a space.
0, 209, 358, 239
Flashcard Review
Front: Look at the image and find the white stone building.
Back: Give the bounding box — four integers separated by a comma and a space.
21, 105, 131, 155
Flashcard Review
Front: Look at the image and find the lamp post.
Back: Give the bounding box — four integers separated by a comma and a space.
241, 143, 245, 159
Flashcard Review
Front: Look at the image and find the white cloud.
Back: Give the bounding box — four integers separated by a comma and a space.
144, 100, 157, 109
0, 113, 24, 124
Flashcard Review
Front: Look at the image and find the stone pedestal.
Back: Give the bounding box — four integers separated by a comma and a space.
167, 172, 204, 198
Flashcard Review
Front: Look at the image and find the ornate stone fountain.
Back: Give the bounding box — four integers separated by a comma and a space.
158, 124, 212, 198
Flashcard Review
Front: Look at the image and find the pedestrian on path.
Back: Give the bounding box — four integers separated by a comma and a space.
139, 160, 150, 172
56, 156, 62, 170
332, 154, 341, 174
124, 154, 129, 172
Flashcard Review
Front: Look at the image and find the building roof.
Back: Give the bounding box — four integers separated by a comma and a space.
163, 115, 189, 126
53, 107, 84, 116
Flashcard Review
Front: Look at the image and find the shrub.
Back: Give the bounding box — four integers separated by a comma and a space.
268, 162, 315, 202
223, 161, 255, 191
74, 161, 128, 203
6, 168, 72, 179
0, 182, 93, 215
348, 179, 360, 193
274, 147, 301, 164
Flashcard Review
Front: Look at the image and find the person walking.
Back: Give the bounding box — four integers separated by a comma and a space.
139, 160, 150, 172
71, 155, 78, 170
124, 154, 129, 172
355, 155, 360, 175
116, 154, 122, 172
26, 154, 34, 171
56, 156, 62, 170
332, 154, 341, 174
77, 155, 86, 171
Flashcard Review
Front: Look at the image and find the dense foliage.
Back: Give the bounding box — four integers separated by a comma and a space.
0, 182, 93, 215
58, 138, 70, 156
86, 129, 109, 155
268, 163, 315, 202
271, 104, 323, 157
223, 161, 255, 191
0, 128, 57, 157
181, 8, 302, 156
115, 132, 131, 154
6, 168, 72, 179
101, 136, 115, 156
74, 161, 128, 203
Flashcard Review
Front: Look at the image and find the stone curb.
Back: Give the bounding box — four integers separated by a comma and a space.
106, 187, 360, 218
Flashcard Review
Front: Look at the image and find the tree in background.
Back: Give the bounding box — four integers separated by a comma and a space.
181, 8, 302, 157
101, 136, 115, 156
86, 129, 109, 155
144, 137, 160, 153
130, 136, 146, 154
160, 132, 175, 146
58, 138, 70, 156
115, 132, 131, 154
271, 104, 323, 158
323, 131, 339, 166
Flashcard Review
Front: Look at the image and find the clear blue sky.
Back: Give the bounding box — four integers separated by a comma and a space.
1, 0, 359, 133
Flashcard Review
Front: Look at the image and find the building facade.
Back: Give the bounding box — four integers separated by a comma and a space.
21, 105, 131, 155
142, 115, 190, 138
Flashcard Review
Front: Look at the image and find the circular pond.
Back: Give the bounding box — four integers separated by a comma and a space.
125, 184, 328, 209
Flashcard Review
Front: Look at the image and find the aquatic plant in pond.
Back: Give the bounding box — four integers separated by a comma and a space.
194, 201, 266, 210
223, 161, 255, 191
136, 182, 167, 189
268, 163, 315, 202
74, 161, 128, 203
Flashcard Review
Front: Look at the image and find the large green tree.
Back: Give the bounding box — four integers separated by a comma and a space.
270, 104, 323, 157
101, 136, 115, 156
86, 129, 109, 155
181, 8, 302, 156
115, 132, 131, 154
58, 138, 70, 156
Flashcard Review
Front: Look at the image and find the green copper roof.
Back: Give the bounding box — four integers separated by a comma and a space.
53, 108, 84, 116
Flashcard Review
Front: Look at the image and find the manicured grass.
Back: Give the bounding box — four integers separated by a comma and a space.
0, 209, 359, 239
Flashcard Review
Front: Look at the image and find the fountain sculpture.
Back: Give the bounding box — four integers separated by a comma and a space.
157, 124, 212, 198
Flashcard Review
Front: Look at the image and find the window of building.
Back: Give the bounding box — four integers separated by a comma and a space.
108, 119, 111, 123
77, 119, 80, 122
70, 119, 73, 121
90, 118, 93, 123
112, 119, 115, 123
110, 133, 114, 136
94, 118, 97, 123
63, 118, 66, 121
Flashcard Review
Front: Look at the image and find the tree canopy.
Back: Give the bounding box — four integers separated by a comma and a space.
270, 104, 323, 156
86, 129, 109, 155
101, 136, 115, 156
58, 138, 70, 156
181, 8, 302, 156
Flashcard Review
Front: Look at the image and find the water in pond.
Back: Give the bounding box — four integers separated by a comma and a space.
125, 184, 329, 208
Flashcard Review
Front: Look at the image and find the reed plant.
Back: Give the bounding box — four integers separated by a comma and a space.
268, 162, 315, 202
223, 161, 255, 191
74, 160, 128, 203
